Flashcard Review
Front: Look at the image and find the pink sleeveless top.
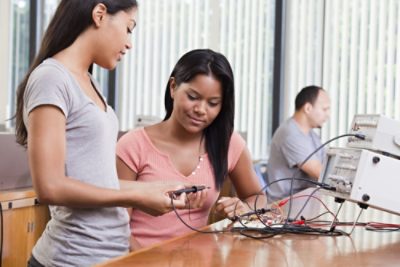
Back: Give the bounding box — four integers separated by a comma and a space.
116, 128, 245, 247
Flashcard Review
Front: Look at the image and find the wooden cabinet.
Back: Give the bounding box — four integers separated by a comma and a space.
0, 189, 50, 267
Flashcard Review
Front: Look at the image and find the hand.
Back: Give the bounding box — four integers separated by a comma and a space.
128, 181, 190, 216
184, 188, 208, 209
215, 197, 251, 219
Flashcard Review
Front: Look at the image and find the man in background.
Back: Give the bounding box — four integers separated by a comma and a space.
266, 85, 331, 202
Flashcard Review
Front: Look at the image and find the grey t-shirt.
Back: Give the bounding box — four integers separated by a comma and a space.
23, 58, 130, 266
266, 118, 324, 201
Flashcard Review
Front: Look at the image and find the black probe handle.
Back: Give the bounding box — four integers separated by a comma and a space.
173, 185, 207, 195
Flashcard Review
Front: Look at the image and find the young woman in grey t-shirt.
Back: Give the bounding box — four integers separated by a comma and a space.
14, 1, 205, 266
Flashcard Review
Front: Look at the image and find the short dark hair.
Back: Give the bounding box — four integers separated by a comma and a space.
15, 0, 138, 147
164, 49, 235, 189
295, 85, 324, 111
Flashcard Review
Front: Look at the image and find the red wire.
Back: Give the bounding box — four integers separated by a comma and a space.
274, 196, 399, 230
277, 194, 335, 217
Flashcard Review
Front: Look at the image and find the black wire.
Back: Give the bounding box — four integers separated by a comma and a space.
169, 134, 366, 238
170, 177, 352, 239
292, 187, 322, 221
234, 177, 336, 235
246, 177, 354, 238
232, 200, 250, 229
235, 224, 349, 239
286, 133, 365, 225
366, 227, 400, 232
253, 177, 332, 227
238, 228, 278, 240
170, 196, 229, 234
248, 133, 365, 236
306, 211, 334, 222
308, 220, 367, 227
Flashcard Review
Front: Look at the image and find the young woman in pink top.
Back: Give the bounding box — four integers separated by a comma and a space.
117, 49, 265, 249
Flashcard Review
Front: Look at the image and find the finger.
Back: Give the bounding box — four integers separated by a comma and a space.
218, 197, 240, 207
215, 199, 229, 212
225, 210, 235, 219
215, 202, 225, 212
215, 199, 233, 212
166, 182, 192, 196
171, 192, 187, 209
188, 192, 204, 209
223, 205, 236, 216
187, 191, 204, 209
228, 205, 244, 218
217, 197, 231, 204
225, 202, 246, 217
191, 190, 207, 208
198, 190, 208, 207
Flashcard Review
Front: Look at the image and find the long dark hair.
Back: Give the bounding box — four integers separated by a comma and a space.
164, 49, 235, 189
15, 0, 138, 147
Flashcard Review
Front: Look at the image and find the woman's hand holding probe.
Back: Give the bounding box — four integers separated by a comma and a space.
122, 181, 209, 216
